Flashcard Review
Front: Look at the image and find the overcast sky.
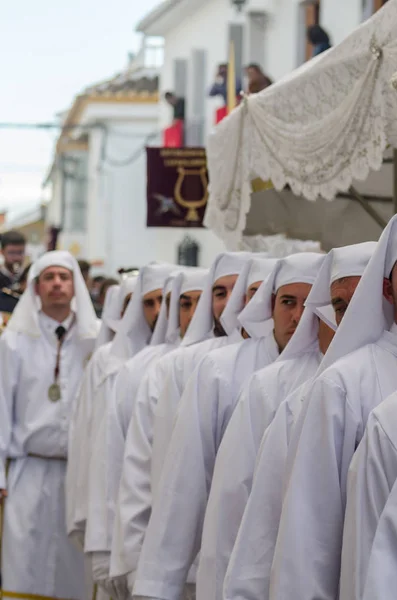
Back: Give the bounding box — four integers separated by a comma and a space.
0, 0, 162, 219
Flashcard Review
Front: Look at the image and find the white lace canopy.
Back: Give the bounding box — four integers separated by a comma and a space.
205, 0, 397, 250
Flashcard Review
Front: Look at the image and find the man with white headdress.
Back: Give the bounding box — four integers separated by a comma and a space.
107, 253, 252, 598
66, 276, 137, 550
83, 264, 174, 559
220, 242, 375, 600
269, 215, 397, 600
132, 253, 323, 600
89, 269, 207, 597
0, 250, 98, 599
95, 284, 121, 350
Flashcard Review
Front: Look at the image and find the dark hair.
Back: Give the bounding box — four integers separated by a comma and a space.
99, 278, 118, 298
78, 259, 91, 275
1, 230, 26, 249
93, 275, 106, 284
164, 91, 175, 100
307, 25, 330, 45
246, 63, 263, 73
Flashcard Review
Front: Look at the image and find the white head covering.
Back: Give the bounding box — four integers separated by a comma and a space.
95, 285, 120, 349
103, 263, 175, 378
318, 215, 397, 374
163, 268, 209, 345
221, 257, 278, 336
280, 242, 377, 361
239, 253, 325, 340
106, 276, 138, 334
181, 252, 252, 347
150, 273, 178, 347
7, 250, 98, 340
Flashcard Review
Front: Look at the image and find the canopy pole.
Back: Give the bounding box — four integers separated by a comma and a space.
394, 149, 397, 215
349, 185, 388, 229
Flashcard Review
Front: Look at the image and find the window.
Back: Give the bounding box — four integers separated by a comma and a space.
177, 236, 200, 266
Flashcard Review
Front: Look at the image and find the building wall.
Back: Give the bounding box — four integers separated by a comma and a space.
85, 117, 225, 275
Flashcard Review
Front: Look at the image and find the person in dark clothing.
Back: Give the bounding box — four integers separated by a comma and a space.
0, 231, 26, 291
307, 25, 332, 57
245, 64, 273, 94
164, 92, 186, 121
209, 63, 242, 106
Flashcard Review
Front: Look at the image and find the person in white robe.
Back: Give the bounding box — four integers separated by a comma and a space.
359, 470, 397, 600
339, 390, 397, 599
66, 277, 137, 550
95, 284, 121, 350
90, 269, 208, 598
110, 252, 255, 599
0, 251, 98, 600
269, 214, 397, 600
132, 253, 324, 600
83, 264, 174, 574
221, 241, 375, 600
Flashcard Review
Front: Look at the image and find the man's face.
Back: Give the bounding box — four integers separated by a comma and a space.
272, 282, 312, 351
35, 266, 74, 310
143, 288, 163, 332
212, 274, 239, 336
241, 280, 263, 339
330, 275, 362, 326
179, 290, 202, 338
2, 244, 25, 272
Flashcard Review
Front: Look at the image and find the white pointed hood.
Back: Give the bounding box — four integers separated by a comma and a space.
165, 268, 209, 345
149, 273, 178, 347
103, 263, 175, 378
318, 215, 397, 374
239, 253, 325, 340
95, 285, 120, 349
280, 242, 377, 361
221, 257, 278, 336
7, 250, 98, 340
181, 252, 252, 347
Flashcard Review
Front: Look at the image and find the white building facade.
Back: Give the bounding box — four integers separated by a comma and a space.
45, 44, 226, 275
138, 0, 387, 145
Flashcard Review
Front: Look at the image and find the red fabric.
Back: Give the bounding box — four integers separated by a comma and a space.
163, 120, 184, 147
215, 106, 228, 124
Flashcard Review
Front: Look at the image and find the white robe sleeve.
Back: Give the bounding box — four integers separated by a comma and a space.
270, 376, 360, 600
0, 331, 20, 488
339, 403, 397, 600
133, 357, 223, 600
224, 395, 297, 600
197, 373, 281, 600
85, 371, 119, 556
66, 357, 96, 547
362, 478, 397, 600
110, 361, 165, 580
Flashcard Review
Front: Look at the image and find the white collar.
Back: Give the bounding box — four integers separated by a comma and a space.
39, 311, 75, 338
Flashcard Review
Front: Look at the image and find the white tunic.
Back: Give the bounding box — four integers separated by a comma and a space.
133, 334, 279, 600
0, 313, 95, 599
111, 336, 231, 585
66, 342, 112, 548
360, 475, 397, 600
88, 343, 177, 566
339, 389, 397, 600
270, 330, 397, 600
197, 348, 321, 600
224, 383, 307, 600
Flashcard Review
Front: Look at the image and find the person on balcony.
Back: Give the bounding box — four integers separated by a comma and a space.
307, 24, 332, 57
164, 92, 185, 122
209, 63, 242, 106
245, 63, 273, 94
